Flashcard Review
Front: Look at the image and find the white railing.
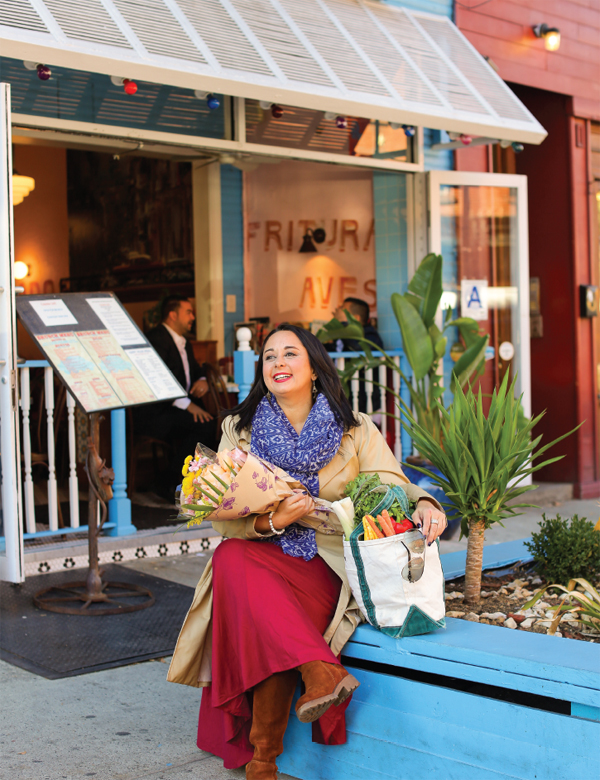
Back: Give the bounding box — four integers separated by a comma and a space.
330, 351, 403, 460
233, 328, 411, 460
19, 361, 78, 535
4, 360, 133, 543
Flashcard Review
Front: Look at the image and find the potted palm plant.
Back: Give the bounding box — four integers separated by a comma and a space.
317, 253, 489, 441
399, 372, 579, 605
317, 253, 489, 536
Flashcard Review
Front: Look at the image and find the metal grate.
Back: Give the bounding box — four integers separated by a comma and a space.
0, 0, 47, 33
415, 14, 532, 123
0, 0, 547, 144
43, 0, 132, 48
111, 0, 206, 63
228, 0, 334, 87
175, 0, 271, 75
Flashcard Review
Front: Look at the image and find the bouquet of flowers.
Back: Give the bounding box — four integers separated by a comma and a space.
176, 443, 340, 535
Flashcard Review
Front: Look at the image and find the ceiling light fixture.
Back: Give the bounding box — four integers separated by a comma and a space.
14, 261, 30, 280
12, 173, 35, 205
532, 24, 561, 52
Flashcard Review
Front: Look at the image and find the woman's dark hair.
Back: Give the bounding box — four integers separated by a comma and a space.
228, 323, 360, 434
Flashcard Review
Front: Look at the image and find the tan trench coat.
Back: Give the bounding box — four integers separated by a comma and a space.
166, 413, 440, 689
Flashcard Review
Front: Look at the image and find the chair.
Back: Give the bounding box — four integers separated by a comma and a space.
126, 407, 173, 498
200, 361, 232, 439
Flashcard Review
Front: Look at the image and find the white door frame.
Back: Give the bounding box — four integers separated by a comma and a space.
428, 169, 531, 418
0, 83, 25, 583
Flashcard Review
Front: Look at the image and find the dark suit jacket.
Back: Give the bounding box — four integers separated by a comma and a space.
146, 324, 205, 415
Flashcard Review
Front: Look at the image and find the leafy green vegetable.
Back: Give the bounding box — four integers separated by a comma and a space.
344, 473, 408, 526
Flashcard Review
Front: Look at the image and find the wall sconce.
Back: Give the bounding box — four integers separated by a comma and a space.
532, 24, 561, 52
299, 227, 326, 253
12, 173, 35, 205
14, 261, 30, 280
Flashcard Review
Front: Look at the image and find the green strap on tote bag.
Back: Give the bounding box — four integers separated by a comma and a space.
348, 486, 445, 639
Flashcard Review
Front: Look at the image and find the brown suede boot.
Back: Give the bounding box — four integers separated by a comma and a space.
246, 669, 298, 780
295, 661, 359, 723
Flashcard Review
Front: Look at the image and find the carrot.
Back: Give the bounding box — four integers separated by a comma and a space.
365, 514, 384, 539
377, 512, 395, 537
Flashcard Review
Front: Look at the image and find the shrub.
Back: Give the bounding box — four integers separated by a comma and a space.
525, 514, 600, 585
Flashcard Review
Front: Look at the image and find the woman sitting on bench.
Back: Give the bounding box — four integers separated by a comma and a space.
167, 324, 447, 779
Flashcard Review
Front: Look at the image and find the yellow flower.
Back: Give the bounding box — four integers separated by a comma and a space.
182, 474, 195, 495
182, 455, 194, 476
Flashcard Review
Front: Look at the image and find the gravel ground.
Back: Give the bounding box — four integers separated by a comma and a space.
445, 570, 600, 642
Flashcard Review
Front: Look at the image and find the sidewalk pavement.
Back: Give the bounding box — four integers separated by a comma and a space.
1, 488, 597, 780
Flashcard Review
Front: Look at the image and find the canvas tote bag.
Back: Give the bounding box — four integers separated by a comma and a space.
342, 484, 446, 638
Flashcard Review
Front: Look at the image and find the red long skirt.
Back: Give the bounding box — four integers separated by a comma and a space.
197, 537, 349, 769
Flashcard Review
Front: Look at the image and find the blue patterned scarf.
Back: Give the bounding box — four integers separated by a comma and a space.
251, 393, 343, 561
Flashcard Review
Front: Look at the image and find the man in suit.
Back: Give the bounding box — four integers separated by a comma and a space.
134, 294, 218, 496
325, 297, 383, 414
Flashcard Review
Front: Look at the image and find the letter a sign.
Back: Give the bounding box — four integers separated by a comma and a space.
461, 279, 488, 321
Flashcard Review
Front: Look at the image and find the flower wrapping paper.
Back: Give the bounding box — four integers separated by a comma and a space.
197, 451, 341, 535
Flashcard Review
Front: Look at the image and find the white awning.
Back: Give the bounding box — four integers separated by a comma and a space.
0, 0, 546, 144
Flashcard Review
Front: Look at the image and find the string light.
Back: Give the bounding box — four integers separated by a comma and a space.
512, 142, 524, 153
402, 125, 415, 137
335, 116, 347, 129
460, 134, 473, 146
24, 61, 51, 80
194, 90, 220, 110
111, 76, 138, 95
271, 104, 283, 118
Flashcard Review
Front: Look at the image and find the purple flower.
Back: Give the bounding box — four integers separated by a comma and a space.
238, 506, 250, 516
222, 497, 236, 511
256, 477, 268, 492
230, 481, 239, 492
252, 472, 259, 480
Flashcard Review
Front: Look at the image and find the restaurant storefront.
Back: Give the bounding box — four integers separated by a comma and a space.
0, 0, 546, 581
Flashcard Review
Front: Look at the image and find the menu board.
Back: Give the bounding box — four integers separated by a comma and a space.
17, 293, 187, 413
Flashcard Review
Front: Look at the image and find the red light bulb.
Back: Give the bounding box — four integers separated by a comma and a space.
123, 79, 138, 95
271, 104, 284, 119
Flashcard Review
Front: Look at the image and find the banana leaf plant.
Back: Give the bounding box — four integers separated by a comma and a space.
317, 252, 489, 444
398, 372, 581, 605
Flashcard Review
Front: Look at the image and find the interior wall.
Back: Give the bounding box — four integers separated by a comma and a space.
244, 160, 376, 327
13, 142, 69, 359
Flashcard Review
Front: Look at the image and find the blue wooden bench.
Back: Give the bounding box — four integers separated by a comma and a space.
279, 540, 600, 780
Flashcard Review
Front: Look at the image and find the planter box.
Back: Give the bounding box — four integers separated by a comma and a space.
279, 541, 600, 780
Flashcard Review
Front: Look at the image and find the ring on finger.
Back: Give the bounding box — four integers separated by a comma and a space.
430, 519, 439, 525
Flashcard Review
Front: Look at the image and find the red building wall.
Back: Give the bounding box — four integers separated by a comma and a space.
455, 0, 600, 121
455, 1, 600, 496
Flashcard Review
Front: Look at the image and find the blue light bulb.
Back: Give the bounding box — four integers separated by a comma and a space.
402, 125, 415, 137
206, 94, 220, 110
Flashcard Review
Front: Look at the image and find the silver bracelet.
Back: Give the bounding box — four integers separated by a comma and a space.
268, 511, 285, 535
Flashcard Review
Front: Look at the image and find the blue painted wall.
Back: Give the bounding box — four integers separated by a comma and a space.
385, 0, 453, 20
220, 165, 244, 356
373, 172, 409, 350
0, 57, 224, 138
